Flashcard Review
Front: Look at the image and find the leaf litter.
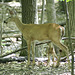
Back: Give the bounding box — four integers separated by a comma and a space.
0, 60, 74, 75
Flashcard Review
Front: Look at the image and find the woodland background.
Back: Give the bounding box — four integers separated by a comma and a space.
0, 0, 75, 75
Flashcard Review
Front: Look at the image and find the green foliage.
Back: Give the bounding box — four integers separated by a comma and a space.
57, 0, 72, 2
64, 0, 72, 2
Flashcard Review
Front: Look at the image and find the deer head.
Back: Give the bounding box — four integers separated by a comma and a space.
4, 9, 17, 24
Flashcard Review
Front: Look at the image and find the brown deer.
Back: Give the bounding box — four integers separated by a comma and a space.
4, 9, 70, 67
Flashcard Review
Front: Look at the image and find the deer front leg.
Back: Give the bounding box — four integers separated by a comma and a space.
50, 44, 59, 67
27, 40, 31, 66
32, 41, 35, 65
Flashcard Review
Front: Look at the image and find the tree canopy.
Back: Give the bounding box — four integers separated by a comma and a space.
57, 0, 72, 2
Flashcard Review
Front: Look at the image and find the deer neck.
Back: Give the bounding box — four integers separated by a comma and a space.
14, 17, 24, 32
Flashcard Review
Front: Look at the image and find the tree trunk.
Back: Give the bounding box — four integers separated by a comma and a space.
46, 0, 56, 23
65, 1, 75, 49
65, 1, 75, 37
40, 0, 45, 24
20, 0, 38, 56
65, 1, 75, 75
21, 0, 38, 24
46, 0, 57, 56
68, 1, 75, 37
0, 7, 3, 55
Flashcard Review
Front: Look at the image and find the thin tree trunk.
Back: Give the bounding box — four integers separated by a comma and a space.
65, 0, 74, 75
0, 5, 3, 55
0, 20, 2, 55
41, 0, 45, 24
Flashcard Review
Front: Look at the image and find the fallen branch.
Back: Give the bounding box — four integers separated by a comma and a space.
0, 40, 74, 62
0, 56, 26, 63
0, 41, 51, 58
60, 51, 75, 61
62, 37, 75, 40
0, 47, 27, 58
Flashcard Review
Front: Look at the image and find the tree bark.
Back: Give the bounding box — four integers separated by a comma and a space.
66, 1, 75, 37
0, 7, 3, 55
65, 1, 75, 58
21, 0, 38, 24
41, 0, 45, 24
65, 1, 74, 75
20, 0, 38, 56
46, 0, 56, 23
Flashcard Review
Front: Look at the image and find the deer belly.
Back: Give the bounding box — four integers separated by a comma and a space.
32, 34, 49, 41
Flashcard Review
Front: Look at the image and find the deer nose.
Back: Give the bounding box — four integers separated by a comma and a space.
4, 21, 8, 24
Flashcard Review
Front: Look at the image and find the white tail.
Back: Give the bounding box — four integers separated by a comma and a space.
4, 9, 70, 67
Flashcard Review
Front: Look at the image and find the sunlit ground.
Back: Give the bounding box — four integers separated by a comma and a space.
0, 59, 74, 75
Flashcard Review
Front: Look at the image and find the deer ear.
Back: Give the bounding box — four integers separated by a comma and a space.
9, 10, 14, 15
9, 9, 17, 15
7, 8, 17, 15
7, 8, 14, 15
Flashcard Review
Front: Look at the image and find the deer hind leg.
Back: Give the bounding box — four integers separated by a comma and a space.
52, 44, 61, 67
54, 50, 60, 67
47, 42, 53, 66
52, 48, 60, 67
47, 42, 57, 66
49, 43, 59, 67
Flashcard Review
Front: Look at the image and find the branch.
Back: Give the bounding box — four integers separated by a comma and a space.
0, 47, 27, 58
0, 41, 51, 58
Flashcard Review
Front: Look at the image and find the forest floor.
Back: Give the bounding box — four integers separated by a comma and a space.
0, 59, 75, 75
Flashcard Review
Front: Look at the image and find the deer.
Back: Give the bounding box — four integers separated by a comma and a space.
4, 9, 70, 67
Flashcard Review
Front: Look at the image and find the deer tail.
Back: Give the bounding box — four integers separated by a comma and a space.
60, 26, 65, 37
